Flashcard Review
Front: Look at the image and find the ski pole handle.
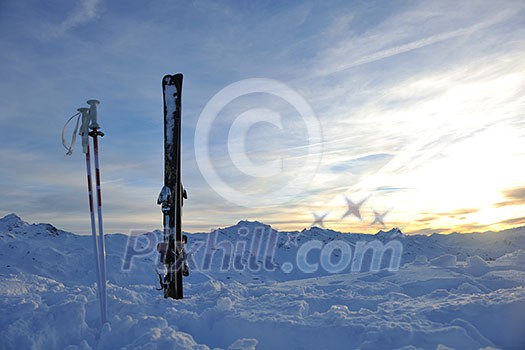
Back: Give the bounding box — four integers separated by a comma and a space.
87, 99, 101, 130
77, 107, 90, 154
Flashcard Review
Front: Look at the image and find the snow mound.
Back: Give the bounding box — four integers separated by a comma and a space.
465, 255, 490, 276
430, 254, 457, 267
412, 255, 429, 265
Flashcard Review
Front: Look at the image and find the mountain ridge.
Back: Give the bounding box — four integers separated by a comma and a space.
2, 213, 524, 238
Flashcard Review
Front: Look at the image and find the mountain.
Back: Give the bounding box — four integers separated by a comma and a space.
1, 214, 524, 349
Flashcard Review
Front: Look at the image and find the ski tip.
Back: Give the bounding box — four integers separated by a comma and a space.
162, 74, 183, 86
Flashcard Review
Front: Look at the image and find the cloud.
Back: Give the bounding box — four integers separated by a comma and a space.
494, 187, 525, 208
374, 186, 411, 193
330, 153, 394, 173
498, 216, 525, 226
309, 3, 519, 79
405, 227, 449, 235
59, 0, 101, 35
417, 216, 438, 223
412, 209, 479, 232
408, 222, 494, 235
437, 208, 480, 217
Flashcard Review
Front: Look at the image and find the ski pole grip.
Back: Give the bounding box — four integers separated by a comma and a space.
77, 107, 90, 154
87, 99, 101, 130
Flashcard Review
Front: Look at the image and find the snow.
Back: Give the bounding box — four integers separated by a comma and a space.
430, 254, 457, 268
163, 83, 177, 147
1, 214, 524, 349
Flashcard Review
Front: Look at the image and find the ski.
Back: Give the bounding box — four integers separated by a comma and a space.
157, 73, 188, 299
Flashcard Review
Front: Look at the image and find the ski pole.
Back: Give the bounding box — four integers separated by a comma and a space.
87, 99, 108, 324
77, 107, 105, 323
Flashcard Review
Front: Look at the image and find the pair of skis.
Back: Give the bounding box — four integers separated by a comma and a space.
157, 74, 189, 299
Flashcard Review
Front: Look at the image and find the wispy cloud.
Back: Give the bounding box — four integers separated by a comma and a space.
498, 216, 525, 226
58, 0, 101, 35
495, 187, 525, 208
311, 7, 517, 78
437, 208, 480, 217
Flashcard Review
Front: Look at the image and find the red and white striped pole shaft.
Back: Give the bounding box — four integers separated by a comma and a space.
87, 99, 108, 324
91, 132, 107, 323
86, 145, 105, 320
78, 107, 105, 323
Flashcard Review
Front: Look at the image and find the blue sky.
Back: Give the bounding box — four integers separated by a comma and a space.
1, 0, 524, 234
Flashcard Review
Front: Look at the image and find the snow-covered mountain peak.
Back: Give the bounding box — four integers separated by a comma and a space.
0, 213, 66, 236
217, 220, 274, 235
375, 227, 405, 239
236, 219, 271, 228
300, 226, 344, 237
0, 213, 28, 231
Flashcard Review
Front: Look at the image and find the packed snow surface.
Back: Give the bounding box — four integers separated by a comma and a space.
0, 214, 524, 349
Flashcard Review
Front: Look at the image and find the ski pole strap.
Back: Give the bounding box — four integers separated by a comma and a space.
61, 112, 82, 156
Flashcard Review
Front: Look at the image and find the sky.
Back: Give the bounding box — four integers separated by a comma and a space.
0, 0, 524, 235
